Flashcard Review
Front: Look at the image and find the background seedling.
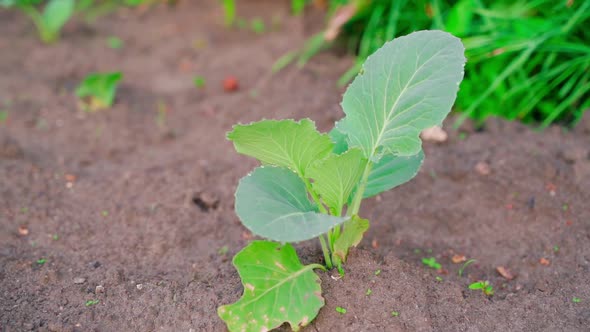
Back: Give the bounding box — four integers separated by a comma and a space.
391, 311, 400, 317
422, 257, 441, 270
572, 297, 581, 303
335, 306, 347, 314
36, 258, 46, 265
469, 281, 494, 296
250, 18, 265, 34
76, 72, 122, 111
1, 0, 75, 43
85, 299, 99, 307
218, 31, 465, 331
0, 110, 8, 124
106, 36, 124, 49
193, 76, 206, 89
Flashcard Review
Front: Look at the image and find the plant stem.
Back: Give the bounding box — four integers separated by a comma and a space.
319, 235, 332, 269
347, 161, 373, 216
303, 177, 328, 214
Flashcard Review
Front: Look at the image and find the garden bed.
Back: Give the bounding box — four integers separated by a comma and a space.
1, 1, 589, 331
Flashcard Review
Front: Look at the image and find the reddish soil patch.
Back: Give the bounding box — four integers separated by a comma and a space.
1, 1, 589, 331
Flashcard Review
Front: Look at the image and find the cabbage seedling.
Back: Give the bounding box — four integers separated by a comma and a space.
76, 72, 122, 111
1, 0, 74, 43
218, 30, 466, 332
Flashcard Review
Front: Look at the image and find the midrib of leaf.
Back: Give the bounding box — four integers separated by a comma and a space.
372, 41, 444, 161
237, 263, 323, 308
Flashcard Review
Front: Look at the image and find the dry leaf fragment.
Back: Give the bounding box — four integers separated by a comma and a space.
451, 254, 466, 263
496, 266, 515, 280
18, 225, 29, 236
324, 5, 357, 41
371, 238, 378, 249
539, 258, 550, 266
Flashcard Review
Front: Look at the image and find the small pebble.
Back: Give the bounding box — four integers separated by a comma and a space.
475, 161, 491, 175
136, 283, 143, 290
89, 261, 101, 269
95, 285, 105, 293
421, 126, 448, 143
74, 277, 86, 284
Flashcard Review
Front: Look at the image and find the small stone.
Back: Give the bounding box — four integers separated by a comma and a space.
421, 126, 448, 142
89, 261, 101, 269
539, 257, 550, 266
192, 191, 219, 212
95, 285, 105, 293
475, 161, 491, 175
18, 225, 29, 236
136, 283, 143, 290
73, 277, 86, 284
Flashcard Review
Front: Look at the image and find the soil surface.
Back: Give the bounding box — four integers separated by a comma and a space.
1, 1, 589, 331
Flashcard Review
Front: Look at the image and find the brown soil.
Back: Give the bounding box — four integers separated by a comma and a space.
1, 1, 589, 331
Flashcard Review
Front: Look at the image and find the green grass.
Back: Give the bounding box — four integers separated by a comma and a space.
260, 0, 590, 128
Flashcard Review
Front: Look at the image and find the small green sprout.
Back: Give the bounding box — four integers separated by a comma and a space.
572, 297, 581, 303
21, 207, 29, 213
365, 288, 372, 296
469, 281, 494, 296
335, 306, 346, 314
458, 259, 477, 277
52, 234, 59, 241
413, 248, 422, 254
193, 76, 206, 89
250, 18, 265, 34
218, 245, 229, 255
422, 257, 441, 270
435, 276, 443, 282
562, 204, 569, 211
1, 0, 74, 43
76, 72, 123, 111
391, 311, 400, 317
374, 269, 381, 276
37, 258, 47, 265
0, 110, 7, 124
458, 132, 468, 140
106, 36, 124, 49
101, 210, 109, 217
85, 299, 99, 307
553, 245, 559, 253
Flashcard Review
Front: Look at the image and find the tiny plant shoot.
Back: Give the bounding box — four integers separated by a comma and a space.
469, 281, 494, 296
218, 30, 466, 332
0, 0, 75, 44
76, 72, 123, 111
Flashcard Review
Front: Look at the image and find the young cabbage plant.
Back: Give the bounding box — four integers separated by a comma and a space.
218, 30, 466, 332
1, 0, 74, 43
76, 72, 123, 111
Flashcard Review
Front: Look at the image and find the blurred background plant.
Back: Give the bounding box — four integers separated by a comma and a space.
2, 0, 588, 127
225, 0, 590, 128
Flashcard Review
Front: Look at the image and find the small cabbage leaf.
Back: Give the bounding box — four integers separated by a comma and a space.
228, 119, 333, 178
307, 149, 367, 215
218, 241, 325, 332
363, 150, 424, 199
235, 166, 346, 242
